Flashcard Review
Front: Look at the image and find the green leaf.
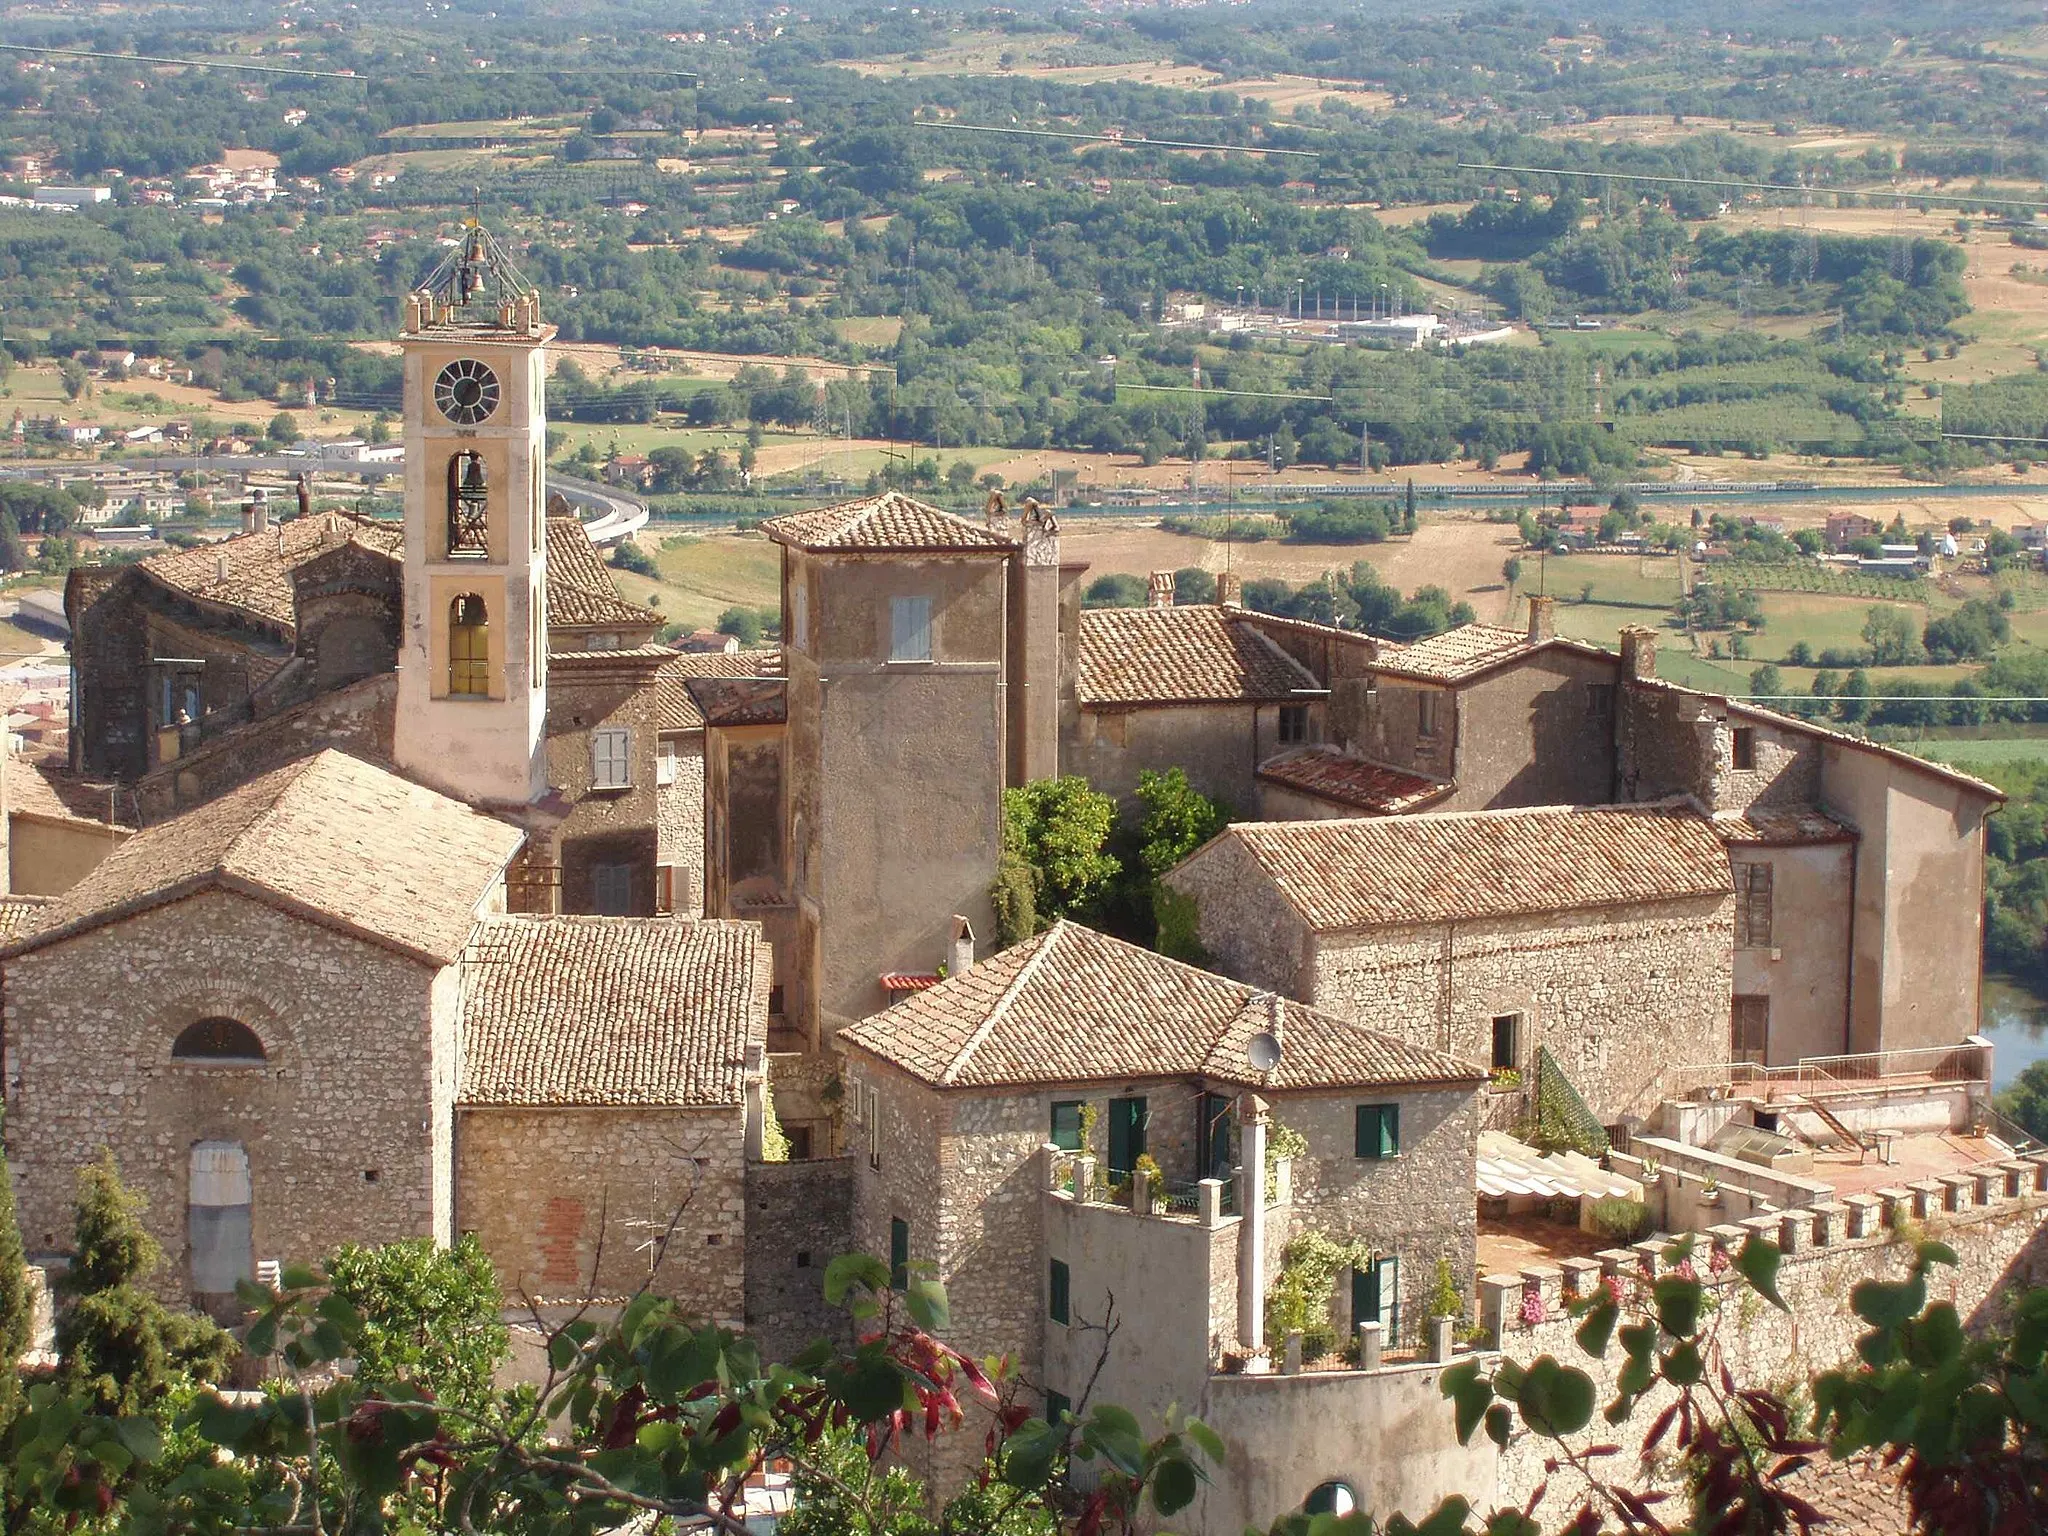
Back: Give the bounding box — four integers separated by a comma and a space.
904, 1276, 950, 1332
1152, 1454, 1200, 1515
113, 1417, 163, 1464
1485, 1403, 1513, 1449
1907, 1304, 1966, 1369
1917, 1240, 1959, 1270
836, 1356, 908, 1422
1000, 1421, 1061, 1491
1414, 1496, 1473, 1536
1662, 1341, 1703, 1386
823, 1253, 890, 1307
1653, 1275, 1702, 1339
1184, 1417, 1226, 1464
279, 1262, 322, 1291
1516, 1356, 1596, 1437
1737, 1235, 1787, 1311
1619, 1321, 1658, 1362
1575, 1297, 1618, 1358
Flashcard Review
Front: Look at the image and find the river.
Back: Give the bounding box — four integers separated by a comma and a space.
1981, 976, 2048, 1091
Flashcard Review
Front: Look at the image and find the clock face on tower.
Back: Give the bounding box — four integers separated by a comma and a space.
434, 358, 500, 426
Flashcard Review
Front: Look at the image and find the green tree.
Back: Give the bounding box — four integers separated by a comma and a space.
1502, 556, 1522, 587
1999, 1060, 2048, 1142
1000, 777, 1119, 925
717, 606, 763, 644
1172, 567, 1216, 605
1132, 768, 1231, 878
1861, 605, 1922, 666
56, 1152, 232, 1414
322, 1234, 508, 1423
1747, 662, 1783, 699
1839, 667, 1872, 723
59, 360, 87, 401
266, 411, 298, 445
0, 509, 26, 574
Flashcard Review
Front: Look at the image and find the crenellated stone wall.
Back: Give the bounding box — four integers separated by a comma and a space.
1477, 1148, 2048, 1506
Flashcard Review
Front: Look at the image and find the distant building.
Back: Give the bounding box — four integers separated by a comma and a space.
31, 185, 110, 207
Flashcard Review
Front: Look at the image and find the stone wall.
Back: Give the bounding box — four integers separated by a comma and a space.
133, 673, 396, 824
742, 1156, 854, 1360
4, 888, 446, 1294
545, 656, 664, 917
455, 1105, 746, 1325
1273, 1086, 1481, 1349
1166, 833, 1314, 998
1308, 897, 1734, 1123
1480, 1150, 2048, 1506
656, 731, 706, 915
1447, 651, 1621, 811
1062, 700, 1284, 815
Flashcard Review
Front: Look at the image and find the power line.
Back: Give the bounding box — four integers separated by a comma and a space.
917, 122, 1318, 158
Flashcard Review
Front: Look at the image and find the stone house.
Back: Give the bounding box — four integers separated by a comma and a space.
1065, 598, 1333, 813
1356, 599, 1623, 812
835, 919, 1484, 1497
1166, 803, 1736, 1123
758, 493, 1061, 1043
1, 745, 774, 1317
1613, 633, 2004, 1062
454, 914, 769, 1322
1, 751, 523, 1292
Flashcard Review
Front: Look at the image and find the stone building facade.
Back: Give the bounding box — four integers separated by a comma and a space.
836, 921, 1483, 1494
1167, 805, 1736, 1122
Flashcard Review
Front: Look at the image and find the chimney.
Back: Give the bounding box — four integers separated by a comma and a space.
1527, 592, 1555, 644
1147, 570, 1175, 609
215, 553, 229, 584
248, 488, 270, 533
1620, 625, 1658, 680
1217, 570, 1243, 608
240, 500, 255, 536
947, 915, 976, 978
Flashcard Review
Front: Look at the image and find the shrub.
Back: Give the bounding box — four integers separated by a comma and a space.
1588, 1195, 1652, 1245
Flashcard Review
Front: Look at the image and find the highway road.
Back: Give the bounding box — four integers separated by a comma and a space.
0, 453, 650, 545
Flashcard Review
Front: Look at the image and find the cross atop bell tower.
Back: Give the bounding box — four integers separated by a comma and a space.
392, 212, 553, 807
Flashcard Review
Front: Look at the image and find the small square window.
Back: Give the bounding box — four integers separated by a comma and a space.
1279, 705, 1310, 745
592, 726, 632, 790
1732, 727, 1757, 771
656, 745, 677, 787
1587, 683, 1615, 724
889, 596, 933, 663
1355, 1103, 1400, 1160
1049, 1258, 1070, 1325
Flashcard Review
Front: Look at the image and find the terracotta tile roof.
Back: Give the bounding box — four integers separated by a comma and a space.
458, 915, 767, 1107
762, 491, 1017, 553
139, 514, 403, 629
7, 750, 523, 966
545, 517, 660, 629
8, 748, 132, 826
686, 675, 786, 728
1076, 606, 1324, 707
1710, 806, 1858, 846
880, 972, 940, 992
0, 895, 51, 941
839, 920, 1481, 1091
1370, 623, 1533, 683
1777, 1452, 1911, 1535
654, 649, 782, 732
1256, 746, 1452, 814
1192, 804, 1732, 931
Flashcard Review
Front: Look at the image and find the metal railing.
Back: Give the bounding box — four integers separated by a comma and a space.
1670, 1042, 1991, 1103
1976, 1102, 2043, 1155
1160, 1178, 1238, 1217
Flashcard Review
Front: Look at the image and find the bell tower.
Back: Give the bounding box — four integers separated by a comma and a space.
392, 214, 552, 806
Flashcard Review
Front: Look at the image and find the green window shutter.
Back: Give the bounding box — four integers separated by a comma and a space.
1050, 1101, 1083, 1151
1049, 1259, 1070, 1325
1108, 1096, 1147, 1180
1355, 1103, 1400, 1159
889, 1217, 909, 1290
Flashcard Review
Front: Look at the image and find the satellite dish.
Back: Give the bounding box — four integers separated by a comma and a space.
1247, 1032, 1283, 1073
